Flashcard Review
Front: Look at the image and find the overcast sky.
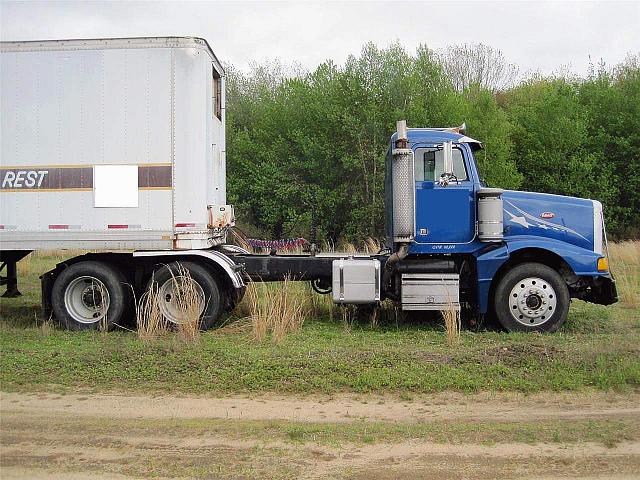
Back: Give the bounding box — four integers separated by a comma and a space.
1, 0, 639, 77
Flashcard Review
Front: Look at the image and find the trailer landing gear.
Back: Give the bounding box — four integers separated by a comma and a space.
0, 251, 31, 298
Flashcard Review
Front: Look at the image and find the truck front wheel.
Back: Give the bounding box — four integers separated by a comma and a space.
51, 261, 129, 331
493, 262, 569, 332
148, 261, 224, 330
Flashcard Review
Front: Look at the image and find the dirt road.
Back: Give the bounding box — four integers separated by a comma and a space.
2, 391, 639, 479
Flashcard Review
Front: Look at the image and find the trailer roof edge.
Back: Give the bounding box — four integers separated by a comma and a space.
0, 36, 225, 76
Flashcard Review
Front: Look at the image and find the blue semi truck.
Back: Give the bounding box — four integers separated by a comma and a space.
379, 121, 618, 331
0, 38, 617, 333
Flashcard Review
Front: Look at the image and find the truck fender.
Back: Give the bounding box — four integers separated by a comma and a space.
475, 236, 601, 314
475, 244, 510, 314
132, 249, 245, 289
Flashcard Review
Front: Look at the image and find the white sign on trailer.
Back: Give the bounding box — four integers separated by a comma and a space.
93, 165, 138, 208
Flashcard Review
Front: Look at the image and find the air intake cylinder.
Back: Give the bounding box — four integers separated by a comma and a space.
477, 188, 504, 242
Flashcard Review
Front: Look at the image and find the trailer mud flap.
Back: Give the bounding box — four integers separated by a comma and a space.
40, 270, 56, 320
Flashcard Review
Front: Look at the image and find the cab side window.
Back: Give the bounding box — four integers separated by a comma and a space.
415, 147, 468, 182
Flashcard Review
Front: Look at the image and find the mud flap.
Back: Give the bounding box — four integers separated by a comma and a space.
585, 275, 618, 306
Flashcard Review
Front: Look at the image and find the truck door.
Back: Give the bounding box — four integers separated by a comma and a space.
414, 145, 475, 244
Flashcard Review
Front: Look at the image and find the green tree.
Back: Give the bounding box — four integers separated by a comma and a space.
225, 44, 638, 242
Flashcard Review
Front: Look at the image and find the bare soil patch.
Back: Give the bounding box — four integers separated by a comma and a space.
2, 391, 639, 479
2, 390, 639, 423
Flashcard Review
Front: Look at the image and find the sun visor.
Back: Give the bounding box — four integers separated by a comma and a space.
458, 135, 483, 150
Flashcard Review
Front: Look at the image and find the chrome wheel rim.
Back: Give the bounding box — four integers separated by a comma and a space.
508, 277, 557, 327
64, 276, 110, 324
157, 276, 205, 324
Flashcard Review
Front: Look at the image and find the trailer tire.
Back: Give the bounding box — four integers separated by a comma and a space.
493, 262, 569, 333
51, 261, 129, 331
149, 261, 224, 330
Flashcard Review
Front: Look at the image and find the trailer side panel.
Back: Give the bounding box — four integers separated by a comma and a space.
0, 38, 225, 251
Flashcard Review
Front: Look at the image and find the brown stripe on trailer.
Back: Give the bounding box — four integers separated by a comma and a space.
138, 164, 172, 189
0, 164, 173, 191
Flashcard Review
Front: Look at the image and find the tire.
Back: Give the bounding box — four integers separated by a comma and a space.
493, 262, 569, 333
148, 261, 224, 330
51, 260, 130, 331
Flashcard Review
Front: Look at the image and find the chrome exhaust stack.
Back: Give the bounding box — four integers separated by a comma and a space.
384, 120, 415, 299
391, 120, 416, 244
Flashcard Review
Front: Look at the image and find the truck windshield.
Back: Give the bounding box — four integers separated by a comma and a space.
415, 147, 468, 181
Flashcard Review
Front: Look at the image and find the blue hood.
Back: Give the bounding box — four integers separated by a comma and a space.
502, 190, 595, 251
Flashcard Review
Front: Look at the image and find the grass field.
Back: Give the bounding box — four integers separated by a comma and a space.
1, 243, 638, 396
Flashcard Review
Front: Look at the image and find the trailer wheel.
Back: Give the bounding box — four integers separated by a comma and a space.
149, 261, 224, 330
493, 262, 569, 332
51, 261, 129, 331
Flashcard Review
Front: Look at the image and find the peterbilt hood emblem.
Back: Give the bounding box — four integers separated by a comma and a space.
540, 212, 555, 219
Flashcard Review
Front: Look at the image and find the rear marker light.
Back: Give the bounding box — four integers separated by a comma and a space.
107, 224, 141, 229
48, 225, 81, 230
175, 223, 197, 228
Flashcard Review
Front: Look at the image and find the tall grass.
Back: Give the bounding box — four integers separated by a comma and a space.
95, 279, 110, 333
243, 276, 309, 344
339, 305, 357, 332
441, 308, 461, 346
609, 240, 640, 308
321, 237, 383, 255
135, 265, 201, 342
136, 279, 169, 341
170, 265, 203, 343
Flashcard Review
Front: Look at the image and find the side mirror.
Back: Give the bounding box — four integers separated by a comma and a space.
442, 141, 454, 176
438, 141, 455, 187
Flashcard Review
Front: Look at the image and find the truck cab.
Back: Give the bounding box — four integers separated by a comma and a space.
385, 122, 617, 332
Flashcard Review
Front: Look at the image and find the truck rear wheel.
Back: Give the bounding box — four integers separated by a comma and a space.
493, 262, 569, 332
52, 261, 129, 331
148, 261, 224, 330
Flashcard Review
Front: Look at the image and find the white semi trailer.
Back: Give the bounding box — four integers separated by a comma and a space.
1, 37, 244, 329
